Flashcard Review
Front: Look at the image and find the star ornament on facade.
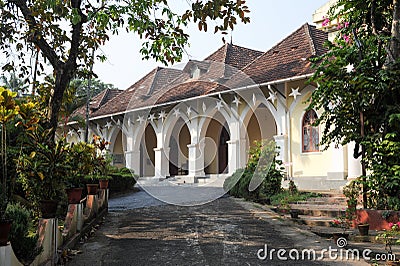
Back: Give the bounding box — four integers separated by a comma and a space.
267, 91, 277, 103
105, 121, 113, 130
345, 63, 354, 73
173, 108, 181, 117
67, 129, 74, 137
137, 115, 145, 124
202, 102, 207, 113
186, 106, 192, 117
158, 110, 167, 121
252, 93, 257, 106
148, 113, 156, 122
232, 96, 241, 108
289, 87, 301, 100
216, 101, 223, 111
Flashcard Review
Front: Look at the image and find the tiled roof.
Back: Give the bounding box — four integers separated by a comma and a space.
205, 43, 264, 72
91, 67, 182, 118
85, 23, 328, 119
240, 23, 328, 85
69, 88, 122, 120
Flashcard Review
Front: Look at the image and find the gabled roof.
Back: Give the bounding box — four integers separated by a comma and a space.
91, 67, 182, 118
154, 44, 264, 105
205, 43, 264, 72
69, 88, 122, 119
81, 23, 328, 120
241, 23, 328, 85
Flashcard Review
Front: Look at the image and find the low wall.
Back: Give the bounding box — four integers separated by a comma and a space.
354, 209, 400, 230
0, 189, 109, 266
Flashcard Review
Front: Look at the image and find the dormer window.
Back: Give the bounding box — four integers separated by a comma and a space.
191, 65, 201, 79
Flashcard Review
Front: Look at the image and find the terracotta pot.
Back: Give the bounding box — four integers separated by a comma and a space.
86, 184, 99, 195
66, 188, 83, 204
358, 224, 369, 236
0, 219, 12, 246
39, 200, 58, 218
99, 180, 109, 189
290, 210, 299, 219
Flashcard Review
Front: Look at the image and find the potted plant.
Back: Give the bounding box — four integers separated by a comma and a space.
17, 126, 69, 218
65, 142, 96, 204
84, 174, 100, 195
91, 136, 112, 190
342, 179, 361, 212
0, 87, 19, 245
357, 222, 370, 236
377, 222, 400, 265
99, 175, 112, 189
330, 212, 351, 241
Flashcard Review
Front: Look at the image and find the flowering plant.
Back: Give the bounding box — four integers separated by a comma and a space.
377, 222, 400, 254
329, 213, 351, 234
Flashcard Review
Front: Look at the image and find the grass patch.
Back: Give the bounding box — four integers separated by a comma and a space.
270, 190, 321, 206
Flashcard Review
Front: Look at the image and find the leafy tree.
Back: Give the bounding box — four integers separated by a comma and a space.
0, 73, 29, 95
0, 0, 250, 139
309, 0, 400, 209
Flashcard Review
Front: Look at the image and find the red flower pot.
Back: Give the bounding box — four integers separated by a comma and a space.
86, 184, 99, 195
99, 180, 109, 189
66, 188, 83, 204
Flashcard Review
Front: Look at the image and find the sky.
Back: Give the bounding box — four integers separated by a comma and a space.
94, 1, 329, 90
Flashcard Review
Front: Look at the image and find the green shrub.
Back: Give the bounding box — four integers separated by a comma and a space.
5, 202, 42, 265
109, 167, 137, 192
270, 190, 321, 206
224, 139, 284, 201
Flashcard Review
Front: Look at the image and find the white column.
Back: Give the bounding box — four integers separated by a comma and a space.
227, 140, 238, 175
273, 134, 288, 163
187, 142, 205, 177
347, 141, 362, 179
327, 144, 347, 180
154, 147, 169, 178
125, 150, 140, 175
125, 135, 140, 175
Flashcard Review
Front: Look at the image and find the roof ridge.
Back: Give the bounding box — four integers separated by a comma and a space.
304, 23, 317, 55
97, 88, 110, 108
239, 23, 311, 74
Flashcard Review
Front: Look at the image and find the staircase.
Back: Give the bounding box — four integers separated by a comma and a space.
273, 192, 362, 237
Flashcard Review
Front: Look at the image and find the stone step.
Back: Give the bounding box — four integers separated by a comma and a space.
298, 216, 334, 227
292, 208, 348, 218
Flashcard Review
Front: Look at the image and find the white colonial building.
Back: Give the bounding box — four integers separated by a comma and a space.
65, 14, 361, 190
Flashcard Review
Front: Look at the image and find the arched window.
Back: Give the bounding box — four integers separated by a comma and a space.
302, 110, 319, 152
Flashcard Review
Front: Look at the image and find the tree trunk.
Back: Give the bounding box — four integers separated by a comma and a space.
48, 65, 76, 140
389, 0, 400, 62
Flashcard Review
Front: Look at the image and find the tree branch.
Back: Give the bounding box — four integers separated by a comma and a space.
389, 0, 400, 62
10, 0, 62, 69
370, 0, 378, 36
66, 0, 87, 69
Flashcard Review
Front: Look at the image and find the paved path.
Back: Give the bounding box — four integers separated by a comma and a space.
68, 189, 370, 265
